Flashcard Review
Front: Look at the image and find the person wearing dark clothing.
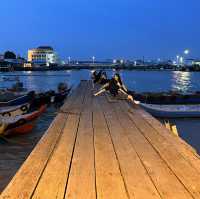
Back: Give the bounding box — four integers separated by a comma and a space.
94, 73, 133, 101
92, 70, 103, 84
99, 71, 109, 85
105, 78, 120, 96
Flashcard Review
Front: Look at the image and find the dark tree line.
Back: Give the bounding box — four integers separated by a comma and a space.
4, 51, 16, 59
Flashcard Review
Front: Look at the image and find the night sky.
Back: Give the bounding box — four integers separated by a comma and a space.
0, 0, 199, 60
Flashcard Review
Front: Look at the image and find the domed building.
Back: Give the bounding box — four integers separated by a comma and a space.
28, 46, 59, 66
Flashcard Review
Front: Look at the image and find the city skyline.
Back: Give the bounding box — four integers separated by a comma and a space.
0, 0, 199, 59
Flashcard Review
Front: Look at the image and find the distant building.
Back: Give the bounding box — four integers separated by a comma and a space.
28, 46, 59, 66
192, 60, 200, 66
0, 54, 4, 60
134, 59, 144, 66
24, 62, 32, 68
185, 58, 195, 66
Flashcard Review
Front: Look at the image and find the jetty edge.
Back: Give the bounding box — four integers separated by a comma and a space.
1, 80, 200, 199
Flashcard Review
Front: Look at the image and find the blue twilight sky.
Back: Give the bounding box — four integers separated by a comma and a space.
0, 0, 200, 60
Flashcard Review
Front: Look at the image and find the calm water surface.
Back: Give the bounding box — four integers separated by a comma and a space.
1, 70, 200, 93
0, 70, 200, 191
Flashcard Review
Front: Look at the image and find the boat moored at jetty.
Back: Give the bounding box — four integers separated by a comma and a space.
0, 103, 30, 117
0, 92, 35, 107
132, 91, 200, 105
0, 83, 71, 136
136, 101, 200, 118
0, 105, 47, 136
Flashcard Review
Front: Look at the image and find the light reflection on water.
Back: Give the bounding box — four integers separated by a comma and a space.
1, 70, 200, 93
172, 71, 192, 93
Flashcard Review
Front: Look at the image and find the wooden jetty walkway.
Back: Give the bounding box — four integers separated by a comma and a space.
1, 80, 200, 199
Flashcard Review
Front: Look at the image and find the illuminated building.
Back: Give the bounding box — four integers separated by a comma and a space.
28, 46, 59, 66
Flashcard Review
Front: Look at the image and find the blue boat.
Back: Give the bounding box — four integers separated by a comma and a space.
0, 92, 34, 107
136, 101, 200, 118
133, 92, 200, 105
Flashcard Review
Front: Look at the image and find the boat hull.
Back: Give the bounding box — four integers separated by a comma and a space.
133, 92, 200, 105
0, 94, 32, 107
139, 103, 200, 118
1, 105, 46, 136
0, 103, 30, 117
5, 121, 35, 136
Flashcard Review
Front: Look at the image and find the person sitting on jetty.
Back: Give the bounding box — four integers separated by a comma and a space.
91, 70, 103, 84
94, 73, 133, 101
99, 71, 109, 85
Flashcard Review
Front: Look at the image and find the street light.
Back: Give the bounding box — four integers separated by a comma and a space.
184, 49, 189, 55
68, 56, 71, 64
113, 59, 117, 64
92, 56, 95, 64
180, 56, 184, 65
176, 55, 180, 66
184, 49, 190, 66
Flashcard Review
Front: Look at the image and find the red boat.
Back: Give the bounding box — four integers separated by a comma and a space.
0, 105, 47, 136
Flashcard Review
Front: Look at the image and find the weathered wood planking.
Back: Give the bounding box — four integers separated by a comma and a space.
93, 97, 129, 199
112, 100, 193, 198
0, 82, 88, 199
100, 96, 193, 199
31, 82, 88, 199
122, 101, 200, 198
1, 81, 200, 199
130, 104, 200, 172
65, 83, 96, 199
98, 96, 162, 199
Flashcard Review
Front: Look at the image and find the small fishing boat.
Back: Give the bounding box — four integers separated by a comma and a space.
0, 92, 35, 107
0, 105, 46, 136
132, 91, 200, 105
52, 88, 71, 104
0, 90, 27, 102
0, 103, 30, 117
7, 81, 28, 93
136, 101, 200, 118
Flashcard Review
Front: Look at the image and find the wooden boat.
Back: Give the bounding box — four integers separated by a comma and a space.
0, 105, 46, 136
5, 120, 36, 136
136, 101, 200, 118
0, 103, 30, 117
0, 92, 34, 107
132, 91, 200, 105
0, 90, 26, 102
52, 88, 71, 104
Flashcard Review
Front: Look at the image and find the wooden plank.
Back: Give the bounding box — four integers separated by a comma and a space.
171, 125, 179, 137
134, 105, 197, 154
32, 114, 79, 199
0, 113, 67, 199
65, 114, 95, 199
122, 101, 200, 198
31, 83, 88, 199
60, 81, 85, 110
93, 97, 129, 199
110, 99, 192, 199
98, 96, 162, 199
126, 102, 200, 175
61, 80, 88, 114
65, 84, 96, 199
164, 120, 171, 131
0, 82, 87, 199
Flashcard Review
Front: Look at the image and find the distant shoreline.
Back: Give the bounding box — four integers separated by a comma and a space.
0, 65, 199, 72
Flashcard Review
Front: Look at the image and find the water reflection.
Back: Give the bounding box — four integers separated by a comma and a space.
172, 71, 192, 93
2, 70, 200, 93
